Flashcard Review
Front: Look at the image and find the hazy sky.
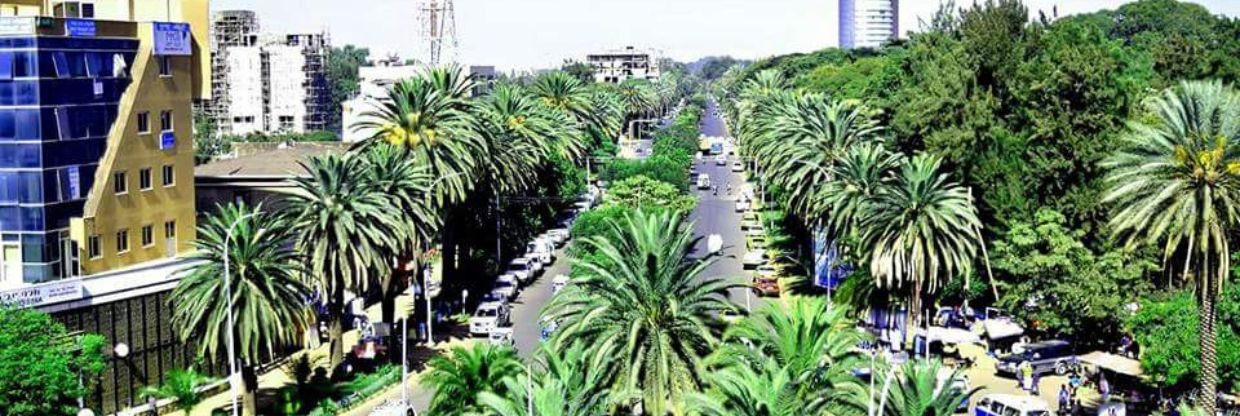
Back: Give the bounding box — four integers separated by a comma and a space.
210, 0, 1240, 71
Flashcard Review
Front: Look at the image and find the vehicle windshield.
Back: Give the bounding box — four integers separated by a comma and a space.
511, 263, 529, 271
475, 307, 498, 317
495, 281, 514, 288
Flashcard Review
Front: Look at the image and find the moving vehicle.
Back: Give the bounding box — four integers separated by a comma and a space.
731, 162, 744, 172
973, 394, 1051, 416
552, 274, 570, 294
716, 155, 728, 166
742, 249, 767, 269
697, 174, 711, 190
469, 301, 511, 336
735, 200, 750, 213
526, 238, 554, 264
507, 258, 534, 283
710, 142, 724, 155
995, 340, 1076, 377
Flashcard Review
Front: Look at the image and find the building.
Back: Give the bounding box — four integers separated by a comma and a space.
205, 10, 330, 136
0, 0, 210, 412
585, 46, 660, 84
839, 0, 898, 49
468, 64, 496, 96
196, 141, 347, 210
341, 60, 493, 143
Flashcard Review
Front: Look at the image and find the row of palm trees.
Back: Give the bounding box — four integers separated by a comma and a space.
167, 67, 687, 415
423, 210, 976, 415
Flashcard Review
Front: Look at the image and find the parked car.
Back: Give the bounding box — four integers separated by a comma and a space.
527, 238, 554, 264
507, 259, 534, 283
752, 275, 780, 297
995, 340, 1076, 377
545, 229, 570, 246
742, 249, 767, 269
469, 301, 511, 336
974, 394, 1051, 416
478, 292, 508, 308
492, 276, 518, 300
488, 327, 514, 346
552, 274, 570, 294
747, 235, 768, 251
697, 173, 711, 190
740, 218, 761, 231
731, 162, 744, 172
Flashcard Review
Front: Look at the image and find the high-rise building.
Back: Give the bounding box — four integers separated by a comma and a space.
205, 10, 330, 136
839, 0, 898, 49
586, 46, 660, 84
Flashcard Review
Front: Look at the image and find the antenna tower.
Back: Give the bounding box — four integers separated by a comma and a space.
418, 0, 458, 66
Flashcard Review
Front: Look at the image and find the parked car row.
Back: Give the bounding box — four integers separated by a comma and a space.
469, 191, 593, 343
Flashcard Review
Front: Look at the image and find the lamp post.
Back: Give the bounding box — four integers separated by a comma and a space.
223, 211, 259, 416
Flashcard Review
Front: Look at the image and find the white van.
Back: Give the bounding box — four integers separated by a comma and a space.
974, 394, 1051, 416
526, 238, 554, 264
697, 174, 711, 190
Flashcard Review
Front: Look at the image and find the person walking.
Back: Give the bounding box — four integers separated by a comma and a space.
1020, 361, 1035, 392
1058, 384, 1071, 415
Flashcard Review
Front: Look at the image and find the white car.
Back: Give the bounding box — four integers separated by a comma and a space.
526, 239, 554, 264
545, 229, 570, 246
506, 259, 533, 283
469, 301, 511, 336
740, 219, 761, 231
488, 327, 515, 346
492, 276, 518, 300
552, 274, 570, 294
735, 200, 750, 213
731, 162, 744, 172
716, 155, 728, 166
742, 250, 767, 269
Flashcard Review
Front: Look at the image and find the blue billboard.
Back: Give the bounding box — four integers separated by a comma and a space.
153, 22, 192, 56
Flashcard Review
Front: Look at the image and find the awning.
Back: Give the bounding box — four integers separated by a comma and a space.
1078, 351, 1144, 377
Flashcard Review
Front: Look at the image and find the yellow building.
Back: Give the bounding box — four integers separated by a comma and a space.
0, 0, 208, 284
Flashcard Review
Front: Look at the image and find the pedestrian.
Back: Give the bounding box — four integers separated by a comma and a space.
1021, 361, 1035, 392
1032, 371, 1042, 395
1058, 384, 1070, 415
1099, 373, 1111, 401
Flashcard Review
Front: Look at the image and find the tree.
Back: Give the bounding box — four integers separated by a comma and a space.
0, 306, 105, 416
1127, 286, 1240, 392
859, 154, 982, 343
326, 45, 370, 132
422, 343, 522, 416
543, 210, 737, 414
170, 202, 310, 415
560, 60, 594, 84
1103, 80, 1240, 414
139, 366, 214, 414
477, 344, 619, 416
284, 154, 398, 371
857, 360, 979, 416
193, 111, 230, 165
603, 175, 696, 213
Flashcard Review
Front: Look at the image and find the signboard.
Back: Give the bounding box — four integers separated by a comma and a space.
0, 279, 84, 308
67, 166, 80, 199
159, 131, 175, 150
92, 80, 103, 97
152, 22, 192, 56
65, 18, 96, 37
0, 17, 35, 36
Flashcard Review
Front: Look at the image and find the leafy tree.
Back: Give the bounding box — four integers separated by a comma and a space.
139, 366, 214, 414
1103, 80, 1240, 414
0, 306, 105, 416
560, 60, 594, 83
171, 202, 310, 415
603, 175, 696, 212
601, 157, 689, 191
544, 210, 737, 414
422, 343, 522, 416
1127, 286, 1240, 392
193, 111, 230, 165
992, 209, 1156, 342
326, 45, 369, 131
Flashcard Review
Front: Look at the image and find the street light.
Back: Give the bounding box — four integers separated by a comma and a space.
223, 211, 260, 416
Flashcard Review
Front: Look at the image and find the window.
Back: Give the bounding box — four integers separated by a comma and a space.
160, 110, 172, 132
158, 56, 171, 77
161, 164, 174, 187
141, 225, 153, 247
112, 171, 127, 194
138, 168, 151, 190
87, 235, 100, 259
136, 112, 149, 134
164, 220, 176, 239
115, 229, 129, 254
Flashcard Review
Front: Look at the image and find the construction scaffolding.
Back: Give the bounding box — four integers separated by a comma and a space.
198, 10, 260, 136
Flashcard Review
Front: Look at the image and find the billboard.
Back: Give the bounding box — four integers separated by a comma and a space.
65, 18, 95, 37
152, 22, 192, 56
0, 279, 83, 308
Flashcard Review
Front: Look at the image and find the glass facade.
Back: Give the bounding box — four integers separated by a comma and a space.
0, 36, 137, 284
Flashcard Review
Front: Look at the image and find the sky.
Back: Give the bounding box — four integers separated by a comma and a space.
210, 0, 1240, 71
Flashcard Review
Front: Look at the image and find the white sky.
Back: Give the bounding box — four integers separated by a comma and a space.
209, 0, 1240, 71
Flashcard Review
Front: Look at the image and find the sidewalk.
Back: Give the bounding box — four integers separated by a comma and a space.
339, 338, 476, 416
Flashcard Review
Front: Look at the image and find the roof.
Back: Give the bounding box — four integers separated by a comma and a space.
196, 142, 349, 178
1079, 351, 1144, 377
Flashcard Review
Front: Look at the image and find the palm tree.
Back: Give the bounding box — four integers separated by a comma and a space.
170, 202, 310, 415
617, 79, 656, 138
284, 154, 400, 370
854, 360, 978, 416
819, 142, 905, 239
543, 210, 738, 414
472, 84, 585, 195
689, 355, 844, 416
422, 343, 523, 416
858, 154, 982, 344
1102, 80, 1240, 415
139, 366, 214, 414
476, 344, 621, 416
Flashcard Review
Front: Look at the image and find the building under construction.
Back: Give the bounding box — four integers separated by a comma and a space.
201, 10, 331, 136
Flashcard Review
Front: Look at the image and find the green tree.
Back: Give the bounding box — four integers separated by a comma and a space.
0, 306, 105, 416
603, 175, 696, 212
171, 202, 310, 415
858, 360, 979, 416
544, 210, 737, 414
477, 344, 620, 416
1127, 286, 1240, 391
422, 343, 522, 416
326, 45, 370, 132
193, 111, 230, 165
139, 366, 214, 414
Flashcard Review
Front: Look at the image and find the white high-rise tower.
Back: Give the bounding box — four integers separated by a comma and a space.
839, 0, 898, 49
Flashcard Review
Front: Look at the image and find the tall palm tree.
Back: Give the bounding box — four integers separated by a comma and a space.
422, 343, 523, 416
859, 154, 982, 343
820, 142, 905, 239
170, 202, 310, 415
284, 154, 400, 370
617, 79, 656, 138
543, 210, 738, 414
1103, 80, 1240, 414
852, 360, 978, 416
477, 343, 621, 416
689, 355, 845, 416
472, 84, 585, 195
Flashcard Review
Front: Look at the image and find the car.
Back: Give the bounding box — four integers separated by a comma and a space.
488, 327, 515, 346
469, 301, 511, 336
747, 236, 768, 251
755, 264, 778, 279
975, 394, 1052, 416
506, 259, 534, 283
995, 340, 1076, 377
716, 155, 728, 166
740, 219, 762, 231
478, 292, 508, 308
731, 162, 744, 172
545, 229, 570, 246
746, 226, 767, 238
697, 174, 711, 190
689, 165, 698, 175
742, 250, 768, 269
491, 277, 518, 300
552, 274, 570, 294
526, 238, 554, 264
752, 275, 780, 297
735, 200, 750, 213
935, 369, 971, 413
